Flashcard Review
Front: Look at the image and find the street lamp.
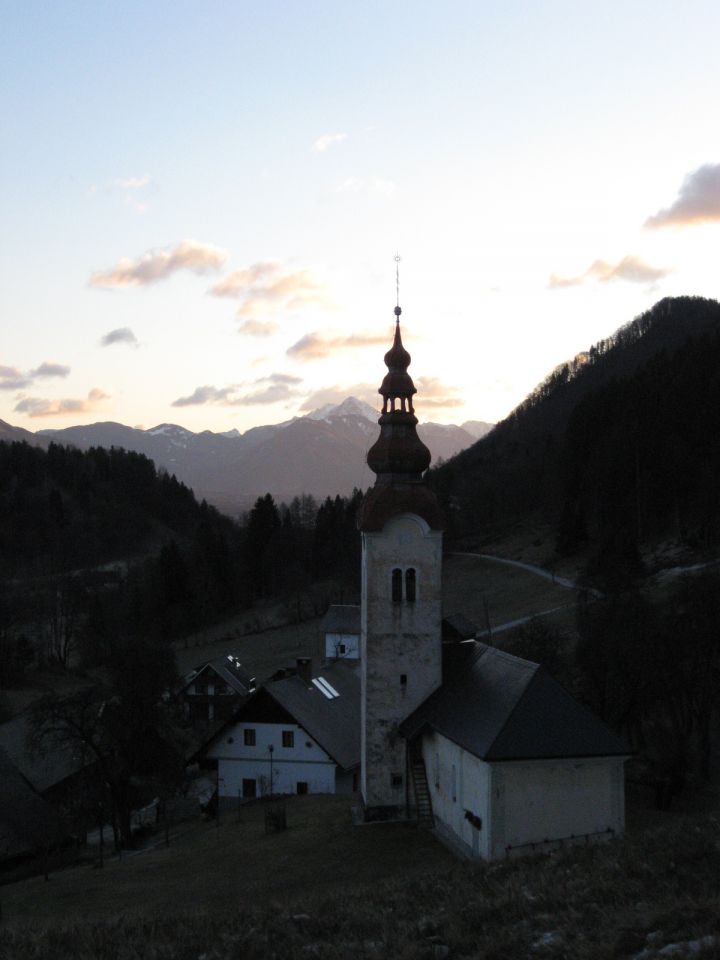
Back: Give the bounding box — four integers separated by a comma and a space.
268, 744, 274, 797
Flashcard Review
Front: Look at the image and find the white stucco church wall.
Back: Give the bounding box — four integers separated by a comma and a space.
491, 756, 625, 858
421, 730, 625, 860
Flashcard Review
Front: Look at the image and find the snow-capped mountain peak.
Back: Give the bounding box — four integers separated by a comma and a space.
306, 396, 379, 423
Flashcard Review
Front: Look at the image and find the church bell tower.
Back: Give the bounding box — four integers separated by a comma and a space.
358, 295, 444, 820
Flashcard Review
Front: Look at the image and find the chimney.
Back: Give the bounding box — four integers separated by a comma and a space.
296, 658, 313, 685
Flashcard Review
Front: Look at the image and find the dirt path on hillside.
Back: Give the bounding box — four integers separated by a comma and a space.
451, 551, 603, 598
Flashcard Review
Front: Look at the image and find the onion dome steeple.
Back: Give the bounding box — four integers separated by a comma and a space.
359, 280, 444, 532
366, 310, 431, 479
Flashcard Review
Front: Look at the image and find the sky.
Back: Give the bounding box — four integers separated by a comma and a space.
3, 1, 720, 435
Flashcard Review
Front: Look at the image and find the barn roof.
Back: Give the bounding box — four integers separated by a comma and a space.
202, 660, 360, 771
266, 661, 360, 769
0, 712, 89, 794
179, 654, 256, 697
321, 604, 360, 635
400, 643, 628, 761
0, 747, 69, 862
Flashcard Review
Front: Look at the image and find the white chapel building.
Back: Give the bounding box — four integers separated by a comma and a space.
355, 304, 628, 857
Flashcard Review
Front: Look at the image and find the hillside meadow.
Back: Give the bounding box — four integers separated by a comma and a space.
2, 793, 720, 959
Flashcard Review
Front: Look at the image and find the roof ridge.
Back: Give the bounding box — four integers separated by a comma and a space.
484, 658, 542, 756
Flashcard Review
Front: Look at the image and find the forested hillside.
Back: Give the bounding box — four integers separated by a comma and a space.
0, 441, 361, 683
431, 296, 720, 572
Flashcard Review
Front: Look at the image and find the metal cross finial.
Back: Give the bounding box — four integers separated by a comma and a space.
394, 254, 402, 319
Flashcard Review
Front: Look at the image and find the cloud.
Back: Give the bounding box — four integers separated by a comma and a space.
211, 261, 328, 317
114, 175, 151, 190
333, 176, 396, 196
89, 240, 229, 289
0, 365, 32, 390
413, 376, 464, 410
31, 362, 71, 378
100, 327, 138, 348
645, 164, 720, 228
0, 361, 70, 390
171, 373, 303, 408
549, 254, 671, 289
287, 331, 389, 360
89, 175, 153, 214
14, 388, 109, 418
238, 319, 279, 337
312, 132, 348, 152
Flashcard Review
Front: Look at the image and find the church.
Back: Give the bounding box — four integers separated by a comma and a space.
202, 299, 628, 860
356, 301, 628, 858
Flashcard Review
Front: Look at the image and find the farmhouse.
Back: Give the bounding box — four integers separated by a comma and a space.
177, 654, 256, 725
204, 658, 359, 799
355, 303, 628, 857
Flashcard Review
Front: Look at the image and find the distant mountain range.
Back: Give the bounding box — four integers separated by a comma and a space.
1, 398, 492, 515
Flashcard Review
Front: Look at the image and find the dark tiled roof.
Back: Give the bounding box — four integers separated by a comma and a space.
266, 660, 360, 770
0, 712, 88, 794
400, 643, 628, 761
321, 605, 360, 635
0, 747, 69, 861
442, 614, 477, 641
180, 655, 256, 697
203, 660, 360, 771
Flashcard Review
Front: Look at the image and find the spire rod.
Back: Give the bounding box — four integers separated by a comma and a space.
394, 253, 402, 320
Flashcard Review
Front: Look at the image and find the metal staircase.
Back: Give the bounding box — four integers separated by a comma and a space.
411, 759, 434, 826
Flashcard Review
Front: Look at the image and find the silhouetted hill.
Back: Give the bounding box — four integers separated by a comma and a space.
432, 296, 720, 566
0, 440, 230, 576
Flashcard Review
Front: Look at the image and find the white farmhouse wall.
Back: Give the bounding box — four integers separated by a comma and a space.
207, 720, 339, 797
361, 513, 442, 812
490, 757, 626, 859
325, 632, 360, 660
422, 731, 492, 859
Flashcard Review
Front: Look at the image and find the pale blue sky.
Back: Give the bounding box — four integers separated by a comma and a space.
3, 1, 720, 432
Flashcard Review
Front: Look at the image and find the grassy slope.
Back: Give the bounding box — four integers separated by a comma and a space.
3, 796, 720, 958
1, 796, 454, 926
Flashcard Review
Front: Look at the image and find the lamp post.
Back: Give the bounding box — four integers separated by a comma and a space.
268, 744, 274, 797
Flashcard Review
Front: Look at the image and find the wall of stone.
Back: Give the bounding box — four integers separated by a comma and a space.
361, 512, 443, 812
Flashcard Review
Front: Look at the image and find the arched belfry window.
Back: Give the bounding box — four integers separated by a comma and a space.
405, 568, 416, 602
391, 568, 403, 603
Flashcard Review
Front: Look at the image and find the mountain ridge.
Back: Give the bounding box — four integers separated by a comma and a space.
6, 399, 492, 514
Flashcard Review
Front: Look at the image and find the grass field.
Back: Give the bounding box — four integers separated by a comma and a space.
171, 554, 578, 689
442, 553, 578, 634
0, 796, 454, 928
3, 793, 720, 958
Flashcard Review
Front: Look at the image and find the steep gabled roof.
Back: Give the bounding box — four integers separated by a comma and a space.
179, 654, 256, 697
0, 747, 69, 862
266, 661, 360, 769
400, 643, 628, 761
203, 660, 360, 771
0, 712, 90, 794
